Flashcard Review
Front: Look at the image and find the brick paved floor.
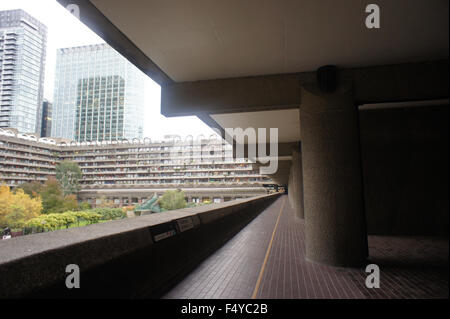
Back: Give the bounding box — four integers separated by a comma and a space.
163, 195, 449, 299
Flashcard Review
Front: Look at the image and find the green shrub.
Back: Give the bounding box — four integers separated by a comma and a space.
93, 207, 126, 220
158, 190, 187, 211
79, 202, 92, 210
23, 210, 103, 232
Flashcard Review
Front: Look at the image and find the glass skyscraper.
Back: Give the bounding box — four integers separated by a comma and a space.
52, 43, 146, 142
0, 9, 47, 134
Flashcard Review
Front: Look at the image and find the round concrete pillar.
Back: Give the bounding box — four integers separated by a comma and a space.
291, 147, 304, 219
288, 163, 295, 208
300, 83, 368, 267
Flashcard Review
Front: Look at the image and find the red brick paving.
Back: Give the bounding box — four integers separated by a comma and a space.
163, 195, 449, 299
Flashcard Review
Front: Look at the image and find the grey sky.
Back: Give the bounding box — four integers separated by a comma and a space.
0, 0, 216, 140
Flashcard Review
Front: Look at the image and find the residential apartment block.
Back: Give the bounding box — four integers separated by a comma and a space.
0, 128, 271, 205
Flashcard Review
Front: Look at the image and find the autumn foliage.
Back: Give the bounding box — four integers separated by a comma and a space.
0, 185, 42, 228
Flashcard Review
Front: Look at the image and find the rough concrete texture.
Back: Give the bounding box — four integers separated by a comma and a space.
300, 83, 368, 267
291, 147, 304, 219
288, 161, 294, 209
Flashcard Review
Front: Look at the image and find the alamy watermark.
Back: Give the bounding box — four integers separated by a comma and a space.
365, 264, 380, 289
365, 4, 380, 29
65, 264, 80, 289
66, 4, 80, 20
167, 127, 279, 175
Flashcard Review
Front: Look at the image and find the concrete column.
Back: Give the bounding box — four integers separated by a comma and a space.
287, 163, 295, 209
291, 147, 304, 219
300, 83, 368, 267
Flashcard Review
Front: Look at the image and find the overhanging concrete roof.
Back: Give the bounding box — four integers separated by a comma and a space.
58, 0, 448, 84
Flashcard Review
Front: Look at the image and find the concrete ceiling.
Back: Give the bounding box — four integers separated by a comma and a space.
211, 109, 301, 143
90, 0, 448, 82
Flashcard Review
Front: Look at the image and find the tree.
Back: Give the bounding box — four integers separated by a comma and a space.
62, 194, 79, 212
19, 181, 43, 198
39, 177, 66, 213
35, 177, 79, 214
158, 189, 187, 211
55, 160, 82, 196
0, 185, 42, 228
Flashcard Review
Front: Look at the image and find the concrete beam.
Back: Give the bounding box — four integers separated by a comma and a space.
233, 142, 298, 159
161, 73, 304, 117
161, 60, 448, 117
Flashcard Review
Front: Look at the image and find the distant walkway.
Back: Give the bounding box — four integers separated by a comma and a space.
163, 195, 449, 299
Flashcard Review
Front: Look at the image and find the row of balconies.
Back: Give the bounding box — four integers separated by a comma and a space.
79, 173, 260, 181
0, 142, 57, 156
77, 161, 249, 169
0, 167, 54, 174
0, 150, 56, 162
60, 150, 233, 159
59, 141, 230, 151
0, 174, 47, 181
70, 155, 244, 163
81, 180, 265, 187
60, 146, 231, 155
80, 167, 252, 175
0, 160, 56, 169
0, 153, 251, 172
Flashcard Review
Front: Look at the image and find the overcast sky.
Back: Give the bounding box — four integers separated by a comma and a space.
0, 0, 217, 140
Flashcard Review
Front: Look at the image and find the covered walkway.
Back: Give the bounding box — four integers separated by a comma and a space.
164, 195, 449, 299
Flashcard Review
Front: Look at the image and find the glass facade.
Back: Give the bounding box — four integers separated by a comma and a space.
40, 99, 51, 137
52, 43, 146, 142
0, 9, 47, 134
75, 75, 125, 141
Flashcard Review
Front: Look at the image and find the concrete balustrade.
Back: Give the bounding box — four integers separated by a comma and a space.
0, 193, 280, 298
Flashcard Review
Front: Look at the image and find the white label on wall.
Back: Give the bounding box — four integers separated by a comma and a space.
154, 230, 177, 242
177, 217, 194, 233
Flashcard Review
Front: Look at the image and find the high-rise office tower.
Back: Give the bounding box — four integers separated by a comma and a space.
41, 99, 52, 137
0, 9, 47, 134
52, 43, 146, 142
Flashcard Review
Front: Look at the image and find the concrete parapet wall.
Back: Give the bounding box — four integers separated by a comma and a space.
0, 193, 280, 298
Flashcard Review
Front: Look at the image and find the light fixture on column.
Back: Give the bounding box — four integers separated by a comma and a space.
317, 65, 337, 93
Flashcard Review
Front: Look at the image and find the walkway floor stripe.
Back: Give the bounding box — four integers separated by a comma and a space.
251, 196, 286, 299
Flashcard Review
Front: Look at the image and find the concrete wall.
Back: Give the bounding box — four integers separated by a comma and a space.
359, 105, 449, 236
0, 193, 280, 298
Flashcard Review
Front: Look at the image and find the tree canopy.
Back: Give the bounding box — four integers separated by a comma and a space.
55, 160, 82, 196
19, 177, 78, 214
0, 185, 42, 228
158, 189, 187, 211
